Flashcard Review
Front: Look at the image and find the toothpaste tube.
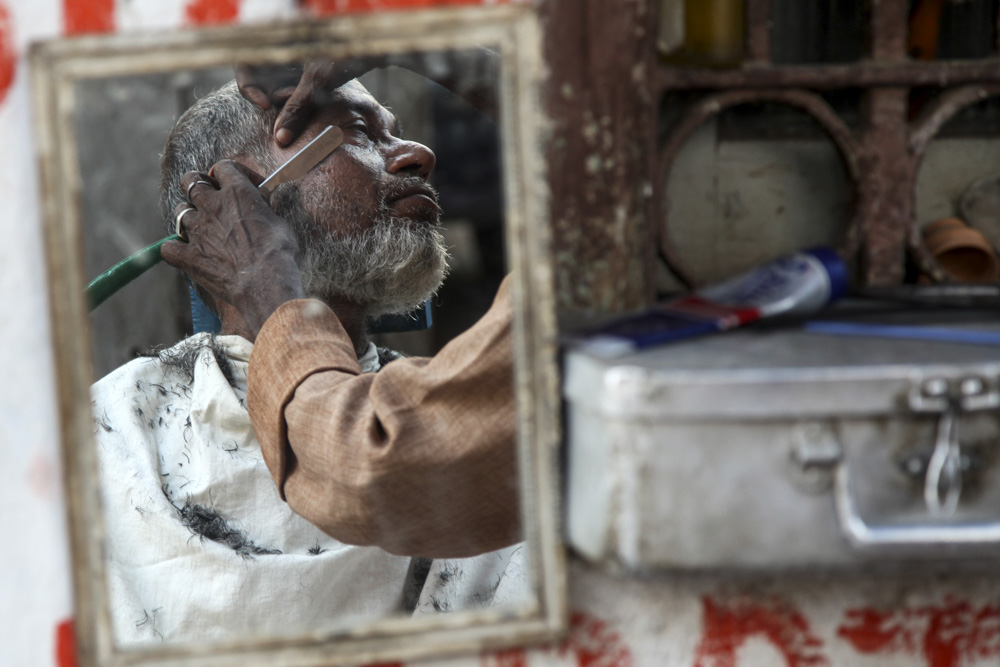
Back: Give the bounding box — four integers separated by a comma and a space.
579, 247, 848, 357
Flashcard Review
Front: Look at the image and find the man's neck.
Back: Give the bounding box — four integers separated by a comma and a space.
218, 297, 370, 357
317, 296, 370, 357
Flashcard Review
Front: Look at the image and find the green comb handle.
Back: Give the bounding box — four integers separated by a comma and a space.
85, 234, 180, 311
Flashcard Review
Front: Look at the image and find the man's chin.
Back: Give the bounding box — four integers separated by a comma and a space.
389, 209, 441, 231
360, 254, 448, 318
300, 220, 450, 318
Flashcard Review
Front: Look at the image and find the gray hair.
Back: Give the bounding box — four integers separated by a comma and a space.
159, 80, 278, 236
159, 79, 448, 320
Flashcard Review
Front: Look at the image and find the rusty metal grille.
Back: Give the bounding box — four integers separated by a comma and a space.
653, 0, 1000, 287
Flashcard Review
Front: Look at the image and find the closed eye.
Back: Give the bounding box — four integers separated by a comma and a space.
345, 120, 373, 140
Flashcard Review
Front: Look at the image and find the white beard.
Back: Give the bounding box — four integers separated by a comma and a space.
271, 180, 449, 317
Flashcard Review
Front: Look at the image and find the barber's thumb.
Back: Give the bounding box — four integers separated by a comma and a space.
274, 93, 315, 147
159, 238, 189, 269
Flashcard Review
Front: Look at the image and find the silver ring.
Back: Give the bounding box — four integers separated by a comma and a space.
185, 179, 213, 202
175, 206, 195, 241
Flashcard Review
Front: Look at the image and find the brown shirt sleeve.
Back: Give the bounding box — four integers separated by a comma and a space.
247, 277, 519, 558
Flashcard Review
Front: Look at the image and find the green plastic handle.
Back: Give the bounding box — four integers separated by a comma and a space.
85, 234, 180, 311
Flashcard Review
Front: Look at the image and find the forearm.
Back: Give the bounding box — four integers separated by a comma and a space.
280, 359, 520, 557
247, 286, 519, 558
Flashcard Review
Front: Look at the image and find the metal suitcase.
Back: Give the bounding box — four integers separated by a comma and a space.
564, 308, 1000, 571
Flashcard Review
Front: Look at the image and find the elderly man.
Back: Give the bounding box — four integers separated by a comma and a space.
166, 61, 520, 560
92, 78, 524, 647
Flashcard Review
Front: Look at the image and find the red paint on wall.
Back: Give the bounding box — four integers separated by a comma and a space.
481, 611, 633, 667
558, 611, 633, 667
481, 647, 528, 667
185, 0, 242, 25
299, 0, 508, 17
56, 619, 77, 667
693, 596, 829, 667
838, 597, 1000, 667
64, 0, 115, 35
0, 2, 15, 108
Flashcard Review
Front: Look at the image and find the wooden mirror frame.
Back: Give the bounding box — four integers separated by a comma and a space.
30, 5, 565, 666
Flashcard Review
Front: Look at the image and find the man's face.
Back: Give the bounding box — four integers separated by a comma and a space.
266, 81, 449, 316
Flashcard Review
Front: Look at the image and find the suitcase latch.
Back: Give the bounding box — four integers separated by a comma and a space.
906, 376, 1000, 517
790, 423, 843, 493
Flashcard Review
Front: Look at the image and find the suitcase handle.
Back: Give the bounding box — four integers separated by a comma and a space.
833, 461, 1000, 548
834, 377, 1000, 549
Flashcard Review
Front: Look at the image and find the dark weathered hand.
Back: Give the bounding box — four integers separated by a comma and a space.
160, 160, 306, 338
233, 62, 305, 111
236, 59, 382, 147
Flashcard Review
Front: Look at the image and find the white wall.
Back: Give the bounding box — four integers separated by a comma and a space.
0, 4, 292, 665
2, 3, 78, 665
6, 3, 1000, 667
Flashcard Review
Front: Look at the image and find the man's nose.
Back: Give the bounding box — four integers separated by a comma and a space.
386, 140, 436, 179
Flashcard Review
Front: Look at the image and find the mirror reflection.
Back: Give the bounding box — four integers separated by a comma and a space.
78, 48, 527, 648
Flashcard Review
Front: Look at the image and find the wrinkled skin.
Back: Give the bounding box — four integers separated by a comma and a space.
235, 59, 383, 147
163, 160, 305, 339
160, 81, 438, 343
234, 52, 499, 149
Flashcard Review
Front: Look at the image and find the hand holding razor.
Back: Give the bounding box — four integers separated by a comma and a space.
86, 126, 344, 311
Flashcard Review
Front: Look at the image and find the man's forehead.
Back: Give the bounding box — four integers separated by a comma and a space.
339, 79, 373, 101
266, 80, 401, 163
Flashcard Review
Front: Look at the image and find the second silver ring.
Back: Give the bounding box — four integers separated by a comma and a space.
185, 179, 214, 202
175, 206, 196, 241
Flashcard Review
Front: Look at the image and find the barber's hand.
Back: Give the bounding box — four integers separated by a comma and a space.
160, 160, 306, 339
236, 59, 382, 147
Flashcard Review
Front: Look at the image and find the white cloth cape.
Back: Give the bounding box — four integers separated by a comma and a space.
91, 333, 526, 647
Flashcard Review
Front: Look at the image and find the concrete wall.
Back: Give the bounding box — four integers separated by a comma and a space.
660, 117, 852, 290
659, 111, 1000, 292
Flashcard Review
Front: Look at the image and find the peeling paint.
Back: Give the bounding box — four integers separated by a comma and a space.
26, 452, 59, 500
63, 0, 114, 34
839, 598, 1000, 667
630, 62, 644, 85
0, 2, 14, 108
55, 619, 76, 667
557, 612, 633, 667
480, 648, 526, 667
693, 596, 829, 667
300, 0, 509, 16
185, 0, 242, 25
543, 0, 653, 314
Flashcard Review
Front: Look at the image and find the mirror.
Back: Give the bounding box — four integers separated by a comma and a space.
31, 6, 563, 666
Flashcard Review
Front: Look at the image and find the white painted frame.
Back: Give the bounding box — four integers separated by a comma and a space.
30, 5, 565, 666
